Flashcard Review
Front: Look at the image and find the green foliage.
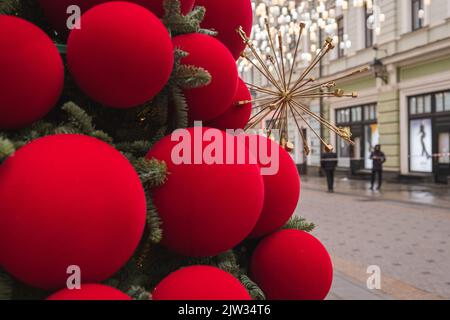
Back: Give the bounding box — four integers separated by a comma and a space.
0, 136, 15, 162
282, 216, 316, 232
162, 0, 217, 37
0, 268, 13, 300
0, 0, 281, 301
0, 0, 19, 14
239, 274, 266, 300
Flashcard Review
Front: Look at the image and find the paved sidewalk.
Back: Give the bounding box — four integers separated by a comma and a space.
297, 175, 450, 300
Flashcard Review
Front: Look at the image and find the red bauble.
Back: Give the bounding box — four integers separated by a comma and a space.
0, 16, 63, 129
250, 229, 333, 300
242, 135, 300, 238
206, 78, 252, 131
172, 34, 238, 122
38, 0, 195, 37
0, 134, 146, 289
67, 1, 173, 108
152, 266, 251, 300
147, 127, 264, 256
47, 284, 131, 300
196, 0, 253, 60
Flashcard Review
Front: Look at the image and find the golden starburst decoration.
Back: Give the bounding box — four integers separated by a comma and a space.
237, 21, 369, 154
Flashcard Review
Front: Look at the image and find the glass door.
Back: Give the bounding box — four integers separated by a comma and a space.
435, 130, 450, 183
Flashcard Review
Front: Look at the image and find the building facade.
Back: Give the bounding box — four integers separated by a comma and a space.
241, 0, 450, 183
316, 0, 450, 183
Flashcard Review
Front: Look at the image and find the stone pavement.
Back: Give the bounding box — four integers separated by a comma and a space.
295, 175, 450, 300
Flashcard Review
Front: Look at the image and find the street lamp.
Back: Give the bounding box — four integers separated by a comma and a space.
372, 46, 388, 84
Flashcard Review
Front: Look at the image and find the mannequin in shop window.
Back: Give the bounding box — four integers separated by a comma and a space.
370, 145, 386, 191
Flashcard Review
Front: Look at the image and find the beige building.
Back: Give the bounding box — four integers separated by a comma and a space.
241, 0, 450, 183
312, 0, 450, 183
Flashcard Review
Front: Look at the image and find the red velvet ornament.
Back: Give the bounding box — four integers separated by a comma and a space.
38, 0, 195, 37
146, 127, 264, 257
242, 135, 300, 238
152, 266, 251, 300
172, 34, 239, 122
67, 1, 174, 108
47, 284, 131, 300
0, 134, 146, 290
0, 16, 64, 129
250, 229, 333, 300
196, 0, 253, 60
206, 78, 252, 131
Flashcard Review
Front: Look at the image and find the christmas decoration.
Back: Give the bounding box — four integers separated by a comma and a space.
147, 127, 264, 257
206, 78, 252, 131
38, 0, 195, 37
243, 135, 301, 238
47, 284, 132, 300
67, 1, 174, 108
250, 229, 333, 300
238, 21, 368, 153
196, 0, 253, 60
0, 16, 64, 129
172, 33, 239, 122
152, 265, 251, 300
0, 134, 146, 289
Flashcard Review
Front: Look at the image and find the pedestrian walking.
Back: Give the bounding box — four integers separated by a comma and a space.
321, 150, 338, 193
370, 144, 386, 190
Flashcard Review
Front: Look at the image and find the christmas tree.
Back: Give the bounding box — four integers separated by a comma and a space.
0, 0, 332, 300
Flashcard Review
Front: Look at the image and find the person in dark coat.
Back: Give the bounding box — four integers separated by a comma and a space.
370, 144, 386, 190
321, 150, 338, 193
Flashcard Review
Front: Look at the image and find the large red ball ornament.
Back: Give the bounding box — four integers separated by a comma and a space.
243, 135, 300, 238
172, 34, 239, 122
38, 0, 195, 37
67, 1, 174, 108
147, 127, 264, 257
152, 266, 251, 300
47, 284, 131, 300
206, 78, 252, 131
0, 134, 146, 289
250, 229, 333, 300
196, 0, 253, 60
0, 16, 64, 129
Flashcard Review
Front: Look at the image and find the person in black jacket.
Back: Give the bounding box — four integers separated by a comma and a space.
321, 150, 338, 193
370, 144, 386, 190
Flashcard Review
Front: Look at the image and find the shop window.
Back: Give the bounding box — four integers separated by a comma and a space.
438, 132, 450, 164
337, 17, 344, 58
364, 124, 380, 169
445, 92, 450, 111
411, 0, 423, 31
409, 118, 432, 172
352, 107, 362, 122
365, 3, 374, 48
435, 93, 444, 112
424, 95, 432, 113
364, 104, 377, 121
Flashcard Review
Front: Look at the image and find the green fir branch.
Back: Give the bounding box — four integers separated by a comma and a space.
0, 0, 19, 14
0, 136, 15, 162
175, 65, 211, 89
116, 140, 153, 157
61, 102, 113, 143
126, 286, 151, 300
146, 197, 163, 244
170, 85, 189, 128
239, 274, 266, 300
162, 0, 213, 36
133, 158, 167, 188
282, 216, 316, 232
0, 268, 14, 300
